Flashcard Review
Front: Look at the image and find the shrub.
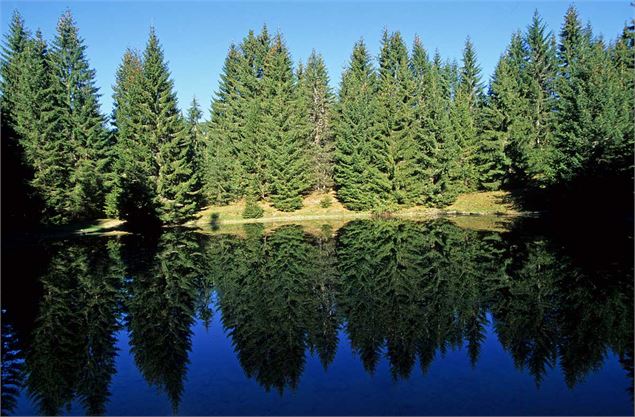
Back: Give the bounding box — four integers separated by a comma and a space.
319, 195, 333, 208
242, 198, 264, 219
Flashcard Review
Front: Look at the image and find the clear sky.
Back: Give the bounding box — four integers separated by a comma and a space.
1, 1, 632, 120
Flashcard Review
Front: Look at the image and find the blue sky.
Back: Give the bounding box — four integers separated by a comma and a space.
1, 1, 632, 119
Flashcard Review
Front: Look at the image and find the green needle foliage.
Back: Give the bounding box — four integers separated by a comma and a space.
2, 8, 632, 225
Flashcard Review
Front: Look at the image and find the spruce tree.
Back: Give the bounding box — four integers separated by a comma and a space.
333, 40, 383, 210
142, 28, 200, 224
205, 44, 245, 204
22, 11, 110, 224
298, 50, 334, 192
185, 97, 205, 174
375, 30, 423, 205
0, 12, 42, 226
409, 36, 436, 201
552, 6, 592, 184
106, 49, 150, 221
237, 28, 271, 199
261, 33, 311, 211
428, 53, 463, 206
479, 34, 527, 190
523, 11, 557, 184
451, 37, 483, 192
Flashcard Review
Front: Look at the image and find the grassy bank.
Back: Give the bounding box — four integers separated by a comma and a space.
190, 190, 525, 229
6, 191, 524, 241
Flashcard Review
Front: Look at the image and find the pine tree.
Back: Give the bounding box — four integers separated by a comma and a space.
409, 36, 436, 201
523, 11, 557, 184
333, 40, 383, 210
142, 28, 200, 224
261, 33, 311, 211
237, 28, 271, 199
451, 37, 483, 192
185, 97, 205, 173
20, 11, 109, 224
0, 12, 43, 226
429, 53, 463, 206
205, 44, 245, 204
375, 30, 423, 205
298, 50, 334, 192
106, 49, 151, 221
479, 34, 527, 190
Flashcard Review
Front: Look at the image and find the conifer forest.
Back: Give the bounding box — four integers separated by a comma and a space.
2, 6, 633, 228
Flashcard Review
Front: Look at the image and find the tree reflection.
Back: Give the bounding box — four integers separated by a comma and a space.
126, 231, 203, 413
24, 239, 124, 415
8, 217, 632, 413
1, 315, 25, 416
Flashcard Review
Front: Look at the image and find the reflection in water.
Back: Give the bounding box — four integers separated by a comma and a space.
1, 218, 632, 415
126, 232, 205, 412
24, 241, 124, 416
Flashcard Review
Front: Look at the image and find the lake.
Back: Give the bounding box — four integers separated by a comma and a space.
2, 217, 633, 416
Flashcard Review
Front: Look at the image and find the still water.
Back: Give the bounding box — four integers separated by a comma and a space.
2, 217, 633, 416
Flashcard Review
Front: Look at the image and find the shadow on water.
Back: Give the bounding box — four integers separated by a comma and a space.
1, 216, 632, 415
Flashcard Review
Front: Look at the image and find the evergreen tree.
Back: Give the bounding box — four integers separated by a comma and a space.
106, 49, 153, 222
524, 11, 557, 181
44, 10, 110, 223
333, 40, 383, 210
261, 33, 312, 211
552, 6, 593, 184
205, 44, 245, 204
1, 13, 46, 226
451, 37, 483, 192
409, 36, 436, 200
236, 28, 271, 199
375, 30, 423, 205
298, 50, 335, 192
142, 28, 200, 224
479, 34, 526, 190
185, 96, 206, 177
427, 52, 462, 207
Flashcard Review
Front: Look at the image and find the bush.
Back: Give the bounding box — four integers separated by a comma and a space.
319, 195, 333, 208
242, 198, 264, 219
370, 200, 397, 218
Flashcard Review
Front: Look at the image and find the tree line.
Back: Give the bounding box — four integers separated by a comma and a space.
2, 218, 632, 414
1, 7, 633, 227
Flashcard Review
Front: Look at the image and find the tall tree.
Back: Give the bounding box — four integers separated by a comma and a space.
523, 11, 558, 184
479, 33, 527, 190
0, 13, 45, 227
49, 11, 110, 222
297, 50, 335, 192
375, 30, 423, 205
451, 37, 483, 192
409, 36, 436, 201
205, 44, 245, 204
106, 49, 153, 222
141, 28, 200, 224
261, 33, 312, 211
427, 52, 462, 206
333, 40, 383, 210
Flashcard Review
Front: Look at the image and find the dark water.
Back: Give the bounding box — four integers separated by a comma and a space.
2, 218, 633, 416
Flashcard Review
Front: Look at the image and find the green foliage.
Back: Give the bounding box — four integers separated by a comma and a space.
262, 34, 312, 211
2, 10, 633, 223
333, 40, 383, 210
297, 50, 335, 192
319, 194, 333, 208
242, 197, 264, 218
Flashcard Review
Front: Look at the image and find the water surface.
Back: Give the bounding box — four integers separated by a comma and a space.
2, 217, 633, 415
